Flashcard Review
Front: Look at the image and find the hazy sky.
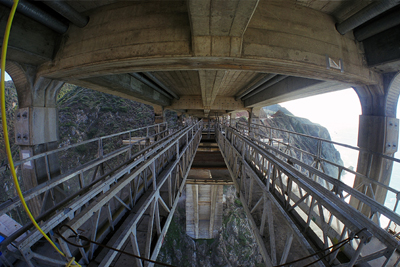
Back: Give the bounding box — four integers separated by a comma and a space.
279, 88, 363, 168
3, 72, 11, 81
280, 88, 362, 146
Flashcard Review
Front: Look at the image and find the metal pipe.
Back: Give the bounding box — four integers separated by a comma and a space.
241, 75, 288, 100
0, 0, 68, 33
354, 7, 400, 41
336, 0, 400, 35
143, 72, 179, 100
42, 0, 89, 28
130, 73, 173, 100
235, 73, 277, 101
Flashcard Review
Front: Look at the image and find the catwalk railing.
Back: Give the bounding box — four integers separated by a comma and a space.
217, 123, 400, 267
0, 121, 202, 266
237, 121, 400, 229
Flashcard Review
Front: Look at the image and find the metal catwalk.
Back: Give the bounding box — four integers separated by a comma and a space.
1, 121, 400, 266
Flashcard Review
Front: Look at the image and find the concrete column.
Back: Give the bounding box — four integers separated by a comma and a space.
351, 73, 400, 217
7, 62, 64, 217
352, 115, 399, 212
177, 114, 184, 127
249, 107, 262, 137
154, 105, 164, 124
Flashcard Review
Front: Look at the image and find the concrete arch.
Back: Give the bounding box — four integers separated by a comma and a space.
5, 61, 35, 108
5, 61, 64, 108
352, 84, 386, 117
353, 72, 400, 118
384, 72, 400, 118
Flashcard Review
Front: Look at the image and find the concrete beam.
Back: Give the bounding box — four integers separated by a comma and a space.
199, 70, 227, 111
188, 0, 258, 57
363, 25, 400, 73
37, 1, 379, 86
0, 5, 57, 65
244, 76, 349, 108
167, 95, 244, 111
80, 74, 171, 107
183, 110, 228, 118
188, 0, 258, 37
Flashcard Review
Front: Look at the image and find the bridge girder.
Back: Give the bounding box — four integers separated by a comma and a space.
3, 0, 400, 117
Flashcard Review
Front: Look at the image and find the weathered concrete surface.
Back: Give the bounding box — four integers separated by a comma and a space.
37, 1, 378, 87
0, 6, 57, 65
186, 183, 223, 239
244, 77, 349, 108
20, 0, 383, 117
1, 0, 392, 118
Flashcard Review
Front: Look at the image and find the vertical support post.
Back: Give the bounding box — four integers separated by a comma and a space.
209, 185, 218, 238
351, 115, 399, 216
130, 230, 143, 267
192, 184, 199, 239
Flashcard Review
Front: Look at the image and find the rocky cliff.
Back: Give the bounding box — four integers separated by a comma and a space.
157, 186, 264, 267
261, 105, 343, 182
0, 82, 177, 202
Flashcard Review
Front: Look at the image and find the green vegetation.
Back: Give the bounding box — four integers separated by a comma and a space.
235, 198, 242, 206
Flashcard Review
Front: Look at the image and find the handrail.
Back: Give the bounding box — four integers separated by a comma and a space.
9, 122, 167, 167
235, 121, 400, 226
230, 122, 400, 233
0, 126, 171, 217
0, 121, 202, 265
238, 120, 400, 163
217, 123, 399, 266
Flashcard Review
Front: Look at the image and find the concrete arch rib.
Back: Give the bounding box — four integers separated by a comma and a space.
5, 61, 64, 108
385, 72, 400, 118
352, 84, 385, 117
5, 61, 35, 108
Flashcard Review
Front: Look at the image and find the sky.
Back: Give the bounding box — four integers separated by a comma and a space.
2, 71, 11, 81
4, 72, 11, 81
280, 88, 362, 146
279, 89, 400, 217
279, 88, 363, 170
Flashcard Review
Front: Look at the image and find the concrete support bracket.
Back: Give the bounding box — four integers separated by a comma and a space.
358, 115, 399, 154
385, 117, 399, 154
14, 107, 58, 146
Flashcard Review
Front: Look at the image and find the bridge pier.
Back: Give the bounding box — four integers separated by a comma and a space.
352, 73, 400, 216
356, 115, 398, 205
7, 62, 64, 217
249, 107, 262, 138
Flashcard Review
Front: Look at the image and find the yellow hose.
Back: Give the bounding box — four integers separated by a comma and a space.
0, 1, 80, 266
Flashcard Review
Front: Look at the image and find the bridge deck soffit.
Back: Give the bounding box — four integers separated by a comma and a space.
37, 1, 378, 87
3, 0, 395, 116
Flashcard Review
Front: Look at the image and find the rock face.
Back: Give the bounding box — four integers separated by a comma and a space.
0, 81, 18, 163
0, 81, 19, 206
261, 105, 344, 183
157, 186, 264, 267
0, 82, 177, 206
56, 84, 178, 174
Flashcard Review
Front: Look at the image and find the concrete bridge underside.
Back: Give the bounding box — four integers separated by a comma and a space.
3, 0, 399, 205
1, 0, 400, 265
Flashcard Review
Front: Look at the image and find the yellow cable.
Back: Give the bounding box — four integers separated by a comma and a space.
0, 1, 80, 266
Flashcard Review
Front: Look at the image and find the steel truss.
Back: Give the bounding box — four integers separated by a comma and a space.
216, 124, 399, 267
0, 121, 202, 266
